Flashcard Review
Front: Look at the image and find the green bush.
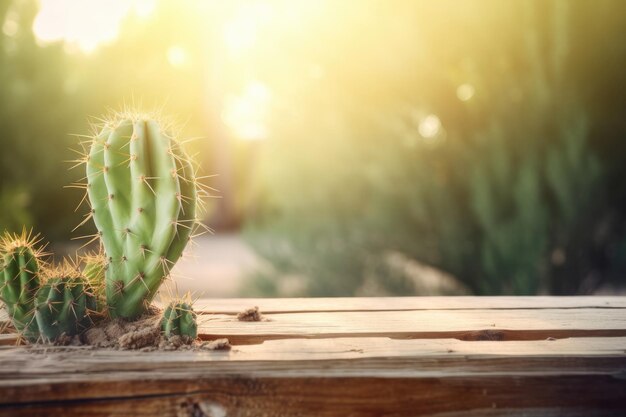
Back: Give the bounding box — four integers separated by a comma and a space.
246, 1, 625, 295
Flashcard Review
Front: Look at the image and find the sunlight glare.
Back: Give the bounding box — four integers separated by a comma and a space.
221, 2, 273, 58
221, 81, 272, 141
33, 0, 154, 53
308, 65, 325, 79
132, 0, 156, 19
167, 45, 188, 68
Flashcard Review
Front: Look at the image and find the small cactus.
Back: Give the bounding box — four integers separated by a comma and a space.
80, 251, 107, 317
82, 112, 201, 319
0, 229, 45, 341
161, 301, 198, 339
34, 264, 96, 342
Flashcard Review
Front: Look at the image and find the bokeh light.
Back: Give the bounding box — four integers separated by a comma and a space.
418, 114, 442, 139
221, 2, 273, 58
33, 0, 155, 53
221, 81, 272, 141
456, 83, 475, 102
0, 0, 623, 298
167, 45, 188, 68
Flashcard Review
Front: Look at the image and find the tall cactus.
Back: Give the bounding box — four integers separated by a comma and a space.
84, 113, 199, 319
35, 268, 96, 343
0, 230, 45, 341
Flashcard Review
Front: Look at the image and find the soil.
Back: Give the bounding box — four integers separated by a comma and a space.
38, 311, 231, 351
237, 306, 264, 322
82, 315, 162, 349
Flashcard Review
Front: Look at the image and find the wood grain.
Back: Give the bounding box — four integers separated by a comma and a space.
191, 296, 626, 314
0, 296, 625, 416
1, 337, 625, 386
196, 308, 626, 344
1, 375, 625, 417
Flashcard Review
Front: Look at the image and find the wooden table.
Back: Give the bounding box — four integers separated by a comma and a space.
1, 296, 625, 416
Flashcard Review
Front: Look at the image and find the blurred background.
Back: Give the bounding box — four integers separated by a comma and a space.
1, 0, 625, 297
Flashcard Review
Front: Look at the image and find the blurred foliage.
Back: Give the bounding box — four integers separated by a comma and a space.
246, 0, 626, 295
0, 0, 77, 237
0, 185, 32, 232
0, 0, 625, 295
0, 0, 216, 242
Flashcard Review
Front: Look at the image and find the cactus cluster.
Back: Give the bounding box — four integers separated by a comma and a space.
0, 230, 97, 342
0, 111, 205, 344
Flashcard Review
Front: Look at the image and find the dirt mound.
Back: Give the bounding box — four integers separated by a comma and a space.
237, 306, 264, 322
45, 313, 231, 351
82, 315, 162, 349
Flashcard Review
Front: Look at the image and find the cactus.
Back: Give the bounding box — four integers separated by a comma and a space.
0, 229, 45, 341
34, 264, 96, 342
80, 252, 107, 317
161, 301, 197, 339
83, 112, 200, 319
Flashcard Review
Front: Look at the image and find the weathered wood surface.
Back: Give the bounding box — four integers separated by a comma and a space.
0, 296, 625, 416
194, 296, 626, 313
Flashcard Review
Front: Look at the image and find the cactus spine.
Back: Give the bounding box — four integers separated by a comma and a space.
85, 113, 199, 319
161, 301, 197, 339
80, 252, 107, 317
34, 264, 96, 342
0, 230, 45, 341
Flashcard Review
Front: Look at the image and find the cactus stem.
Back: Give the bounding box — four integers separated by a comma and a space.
80, 111, 204, 319
0, 228, 48, 258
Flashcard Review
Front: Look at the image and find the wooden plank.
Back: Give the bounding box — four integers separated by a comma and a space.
0, 337, 624, 415
0, 376, 624, 417
194, 308, 626, 344
0, 338, 626, 415
1, 297, 625, 415
3, 296, 624, 326
3, 306, 626, 346
192, 296, 626, 314
1, 337, 625, 380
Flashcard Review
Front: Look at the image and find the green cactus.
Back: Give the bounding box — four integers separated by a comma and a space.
0, 230, 45, 341
161, 301, 198, 339
34, 265, 96, 342
80, 252, 107, 317
84, 113, 199, 319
